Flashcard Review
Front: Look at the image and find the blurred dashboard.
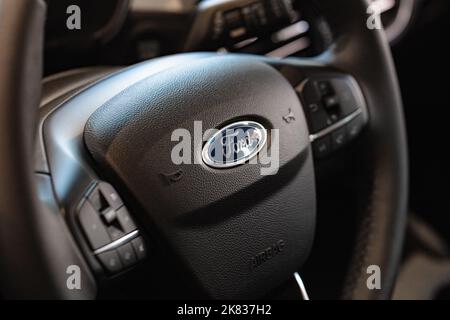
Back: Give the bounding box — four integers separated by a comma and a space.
43, 0, 440, 75
127, 0, 421, 59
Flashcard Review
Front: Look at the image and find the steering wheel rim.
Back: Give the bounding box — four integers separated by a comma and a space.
316, 0, 409, 299
0, 0, 408, 299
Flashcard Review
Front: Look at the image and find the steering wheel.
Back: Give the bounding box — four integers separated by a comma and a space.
0, 0, 408, 299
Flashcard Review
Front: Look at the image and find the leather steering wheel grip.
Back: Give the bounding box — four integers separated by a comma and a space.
0, 0, 96, 299
314, 0, 409, 299
0, 0, 408, 300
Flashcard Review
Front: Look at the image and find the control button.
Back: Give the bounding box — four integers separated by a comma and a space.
328, 111, 340, 123
306, 103, 320, 113
306, 105, 330, 133
347, 114, 365, 139
131, 237, 147, 260
97, 250, 122, 273
322, 95, 339, 109
88, 187, 109, 212
78, 201, 111, 250
117, 207, 137, 233
299, 80, 331, 133
331, 127, 348, 150
98, 182, 123, 210
107, 225, 125, 241
313, 136, 331, 159
300, 80, 321, 103
101, 207, 117, 224
317, 81, 333, 96
330, 78, 359, 116
117, 243, 137, 268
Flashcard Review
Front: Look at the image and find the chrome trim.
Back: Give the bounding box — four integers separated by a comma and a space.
309, 108, 363, 142
131, 0, 196, 13
271, 20, 310, 43
202, 121, 268, 169
266, 37, 310, 58
294, 272, 310, 300
233, 37, 258, 49
94, 230, 139, 255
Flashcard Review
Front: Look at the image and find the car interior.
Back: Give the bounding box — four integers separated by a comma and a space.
0, 0, 449, 301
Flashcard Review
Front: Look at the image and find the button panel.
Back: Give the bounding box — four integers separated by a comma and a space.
210, 0, 297, 45
77, 182, 148, 275
296, 75, 367, 159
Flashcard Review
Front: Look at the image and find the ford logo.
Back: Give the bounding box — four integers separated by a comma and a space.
202, 121, 267, 168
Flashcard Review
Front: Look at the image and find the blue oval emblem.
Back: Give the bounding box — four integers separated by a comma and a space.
202, 121, 267, 168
